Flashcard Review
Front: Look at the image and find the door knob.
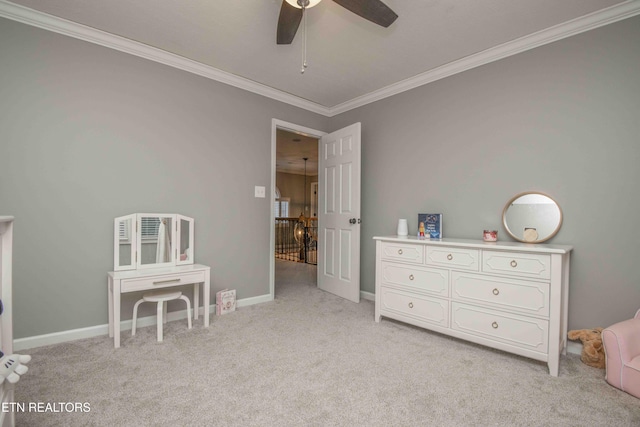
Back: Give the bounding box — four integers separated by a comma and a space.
349, 218, 357, 224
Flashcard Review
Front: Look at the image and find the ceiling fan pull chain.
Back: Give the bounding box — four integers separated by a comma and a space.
301, 2, 308, 74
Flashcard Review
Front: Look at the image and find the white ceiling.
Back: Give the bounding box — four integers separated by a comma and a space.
4, 0, 638, 115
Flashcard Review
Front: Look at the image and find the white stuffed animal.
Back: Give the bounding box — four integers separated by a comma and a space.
0, 353, 31, 384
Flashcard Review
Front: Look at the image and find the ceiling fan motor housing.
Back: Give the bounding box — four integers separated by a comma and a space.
286, 0, 321, 8
277, 0, 398, 45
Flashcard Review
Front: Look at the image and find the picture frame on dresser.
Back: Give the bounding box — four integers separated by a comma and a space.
417, 213, 442, 239
373, 235, 572, 376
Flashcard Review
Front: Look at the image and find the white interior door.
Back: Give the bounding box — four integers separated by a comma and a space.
318, 123, 361, 303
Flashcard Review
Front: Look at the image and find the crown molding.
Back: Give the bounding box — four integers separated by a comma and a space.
0, 0, 332, 116
1, 0, 639, 118
328, 0, 640, 116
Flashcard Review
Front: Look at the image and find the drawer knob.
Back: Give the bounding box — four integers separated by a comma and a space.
492, 321, 499, 329
398, 249, 403, 255
510, 260, 517, 268
447, 254, 453, 261
408, 302, 414, 309
409, 274, 415, 281
492, 288, 500, 296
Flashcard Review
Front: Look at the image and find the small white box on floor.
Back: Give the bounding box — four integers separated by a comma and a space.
216, 289, 236, 315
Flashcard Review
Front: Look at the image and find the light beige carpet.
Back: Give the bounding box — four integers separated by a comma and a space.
14, 260, 640, 426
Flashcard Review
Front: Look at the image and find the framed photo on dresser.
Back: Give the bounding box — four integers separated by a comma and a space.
417, 213, 442, 239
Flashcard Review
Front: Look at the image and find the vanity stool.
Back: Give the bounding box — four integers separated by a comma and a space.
132, 290, 192, 342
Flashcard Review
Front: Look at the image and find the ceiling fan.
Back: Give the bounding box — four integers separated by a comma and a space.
277, 0, 398, 45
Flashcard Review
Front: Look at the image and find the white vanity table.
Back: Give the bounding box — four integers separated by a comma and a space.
108, 213, 210, 348
374, 236, 572, 376
107, 264, 210, 348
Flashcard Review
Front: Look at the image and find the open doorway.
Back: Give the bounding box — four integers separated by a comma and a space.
270, 119, 363, 303
270, 120, 324, 300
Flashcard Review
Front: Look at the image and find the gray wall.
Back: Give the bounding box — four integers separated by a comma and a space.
1, 14, 639, 339
0, 18, 330, 338
331, 15, 640, 330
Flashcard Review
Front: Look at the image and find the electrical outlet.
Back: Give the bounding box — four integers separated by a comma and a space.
254, 186, 266, 198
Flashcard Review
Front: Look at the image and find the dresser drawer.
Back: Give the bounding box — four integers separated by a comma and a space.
380, 287, 449, 327
482, 251, 550, 280
121, 271, 205, 292
380, 262, 448, 297
452, 272, 549, 317
380, 242, 424, 264
451, 303, 548, 353
426, 247, 479, 271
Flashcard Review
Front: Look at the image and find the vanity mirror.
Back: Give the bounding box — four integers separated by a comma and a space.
114, 213, 194, 271
502, 192, 562, 243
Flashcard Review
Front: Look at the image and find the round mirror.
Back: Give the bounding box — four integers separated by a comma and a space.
502, 192, 563, 243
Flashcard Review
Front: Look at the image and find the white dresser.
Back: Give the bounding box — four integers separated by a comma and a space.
374, 236, 572, 376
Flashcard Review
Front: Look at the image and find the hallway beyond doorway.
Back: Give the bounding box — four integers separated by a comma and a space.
274, 259, 317, 298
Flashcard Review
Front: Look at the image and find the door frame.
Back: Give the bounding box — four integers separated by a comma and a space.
310, 182, 318, 218
270, 119, 325, 300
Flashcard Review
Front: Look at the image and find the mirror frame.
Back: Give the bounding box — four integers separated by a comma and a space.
176, 214, 195, 266
137, 214, 175, 270
114, 214, 137, 271
113, 213, 195, 271
502, 191, 563, 244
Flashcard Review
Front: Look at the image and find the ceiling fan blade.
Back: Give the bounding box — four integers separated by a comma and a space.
277, 1, 303, 45
332, 0, 398, 27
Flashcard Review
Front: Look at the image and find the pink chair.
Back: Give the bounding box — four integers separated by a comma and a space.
602, 309, 640, 399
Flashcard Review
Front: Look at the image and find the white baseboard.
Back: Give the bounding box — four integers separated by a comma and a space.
14, 294, 272, 351
14, 291, 585, 359
566, 341, 582, 356
361, 291, 375, 302
236, 293, 273, 307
